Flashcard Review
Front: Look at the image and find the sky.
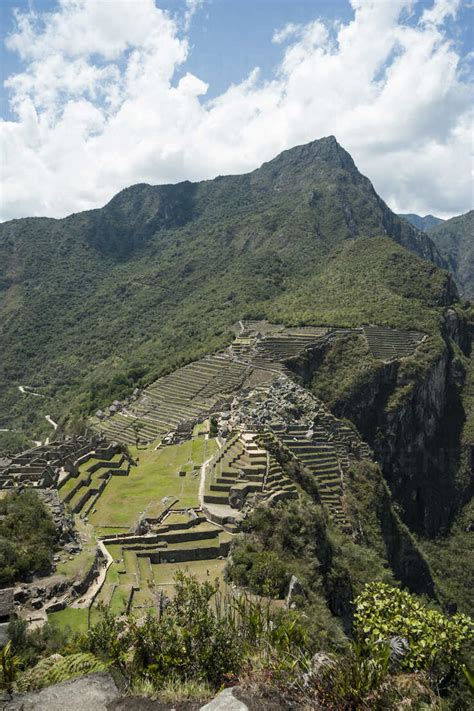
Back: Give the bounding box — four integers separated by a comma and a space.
0, 0, 473, 222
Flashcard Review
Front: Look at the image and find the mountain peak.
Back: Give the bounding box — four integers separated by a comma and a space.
260, 135, 357, 175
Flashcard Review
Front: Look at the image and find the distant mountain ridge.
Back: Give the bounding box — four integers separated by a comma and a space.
399, 213, 445, 231
426, 210, 473, 299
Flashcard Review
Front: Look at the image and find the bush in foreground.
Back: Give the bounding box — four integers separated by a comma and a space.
3, 576, 473, 708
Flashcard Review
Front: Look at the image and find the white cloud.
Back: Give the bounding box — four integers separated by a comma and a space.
422, 0, 460, 26
272, 22, 302, 45
184, 0, 204, 31
1, 0, 472, 221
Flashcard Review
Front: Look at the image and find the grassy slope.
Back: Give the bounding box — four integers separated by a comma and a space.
89, 438, 217, 528
267, 236, 450, 333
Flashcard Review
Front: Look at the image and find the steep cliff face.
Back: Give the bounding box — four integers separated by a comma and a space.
287, 308, 472, 537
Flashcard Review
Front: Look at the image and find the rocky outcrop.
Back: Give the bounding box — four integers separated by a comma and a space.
36, 490, 76, 544
2, 672, 120, 711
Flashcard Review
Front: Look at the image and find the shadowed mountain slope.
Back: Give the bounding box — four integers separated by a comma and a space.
399, 213, 444, 232
426, 210, 473, 299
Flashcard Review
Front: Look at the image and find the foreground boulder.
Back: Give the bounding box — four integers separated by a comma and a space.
2, 672, 120, 710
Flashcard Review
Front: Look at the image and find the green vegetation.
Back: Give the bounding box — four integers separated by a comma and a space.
88, 438, 216, 528
0, 490, 57, 586
311, 333, 380, 408
420, 498, 474, 616
15, 652, 108, 692
354, 582, 473, 682
0, 137, 446, 440
4, 575, 472, 708
268, 236, 449, 334
0, 431, 30, 455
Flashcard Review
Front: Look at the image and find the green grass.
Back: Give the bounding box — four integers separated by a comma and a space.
192, 420, 209, 436
109, 584, 131, 613
151, 559, 228, 587
88, 438, 218, 528
48, 607, 99, 634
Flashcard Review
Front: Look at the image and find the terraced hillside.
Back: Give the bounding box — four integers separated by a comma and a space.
363, 326, 425, 360
96, 511, 233, 613
233, 320, 425, 372
94, 354, 249, 445
229, 377, 372, 530
203, 431, 298, 527
58, 451, 130, 518
91, 320, 426, 453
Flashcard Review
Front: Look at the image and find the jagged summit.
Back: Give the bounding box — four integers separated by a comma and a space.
256, 135, 357, 174
27, 135, 443, 267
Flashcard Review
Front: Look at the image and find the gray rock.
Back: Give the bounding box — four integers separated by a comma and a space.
3, 672, 120, 710
0, 622, 10, 648
200, 687, 248, 710
286, 575, 306, 608
45, 599, 65, 613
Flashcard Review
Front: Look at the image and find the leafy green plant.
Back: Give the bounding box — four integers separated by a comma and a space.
15, 652, 108, 692
0, 641, 22, 692
354, 582, 473, 684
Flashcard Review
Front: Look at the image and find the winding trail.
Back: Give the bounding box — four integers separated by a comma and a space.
45, 415, 58, 430
18, 385, 43, 397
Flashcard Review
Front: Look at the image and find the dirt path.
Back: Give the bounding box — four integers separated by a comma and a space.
198, 437, 222, 507
199, 454, 216, 508
18, 385, 43, 397
45, 414, 58, 429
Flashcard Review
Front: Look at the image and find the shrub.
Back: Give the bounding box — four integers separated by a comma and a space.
0, 490, 57, 586
354, 582, 473, 686
85, 572, 308, 691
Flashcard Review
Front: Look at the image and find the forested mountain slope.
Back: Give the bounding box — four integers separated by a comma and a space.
427, 210, 473, 299
0, 136, 451, 440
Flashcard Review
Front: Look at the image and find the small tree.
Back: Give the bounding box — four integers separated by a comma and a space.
209, 417, 218, 437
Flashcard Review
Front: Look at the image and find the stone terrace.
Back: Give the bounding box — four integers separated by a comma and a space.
363, 326, 425, 360
229, 377, 372, 530
96, 354, 250, 446
96, 510, 233, 613
203, 430, 298, 528
235, 320, 425, 371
